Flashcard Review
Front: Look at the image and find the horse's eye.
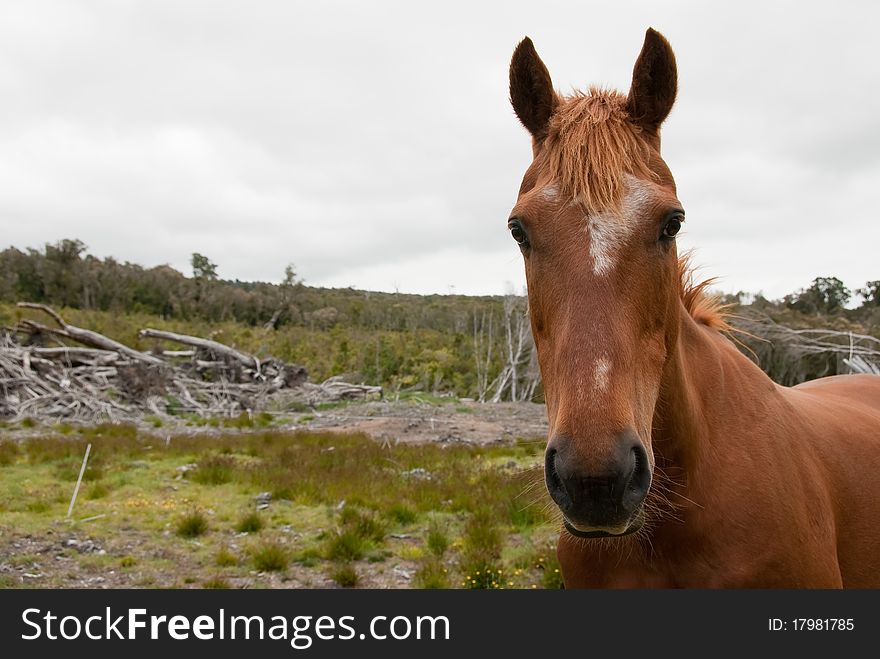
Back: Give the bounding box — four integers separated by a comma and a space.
662, 216, 683, 240
509, 222, 529, 246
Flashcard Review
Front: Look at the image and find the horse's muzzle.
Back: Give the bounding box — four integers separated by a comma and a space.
545, 430, 651, 536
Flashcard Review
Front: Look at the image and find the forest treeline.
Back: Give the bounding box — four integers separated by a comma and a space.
1, 239, 879, 399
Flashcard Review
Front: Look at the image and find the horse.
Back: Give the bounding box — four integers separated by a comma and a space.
506, 28, 880, 587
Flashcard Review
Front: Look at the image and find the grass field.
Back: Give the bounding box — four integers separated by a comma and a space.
0, 423, 562, 589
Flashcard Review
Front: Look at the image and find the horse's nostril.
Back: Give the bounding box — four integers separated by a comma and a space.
622, 442, 652, 510
544, 447, 572, 511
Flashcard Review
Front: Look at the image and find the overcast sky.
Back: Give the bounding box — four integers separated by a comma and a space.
1, 1, 878, 300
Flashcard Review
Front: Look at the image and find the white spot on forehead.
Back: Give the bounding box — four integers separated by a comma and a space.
581, 175, 654, 276
594, 357, 611, 392
537, 183, 560, 202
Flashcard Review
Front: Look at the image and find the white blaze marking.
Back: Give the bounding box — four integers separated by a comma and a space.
594, 357, 611, 391
537, 184, 560, 202
582, 176, 653, 276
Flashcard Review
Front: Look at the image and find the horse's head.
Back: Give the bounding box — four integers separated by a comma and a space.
508, 29, 681, 538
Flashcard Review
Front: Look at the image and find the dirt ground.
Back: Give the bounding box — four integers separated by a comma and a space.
299, 399, 548, 445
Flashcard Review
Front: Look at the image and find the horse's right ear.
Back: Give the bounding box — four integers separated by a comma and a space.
625, 28, 677, 134
509, 37, 558, 140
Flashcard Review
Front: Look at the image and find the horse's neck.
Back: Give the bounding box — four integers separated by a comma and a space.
653, 304, 780, 477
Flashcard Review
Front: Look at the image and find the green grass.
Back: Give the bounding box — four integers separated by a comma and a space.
0, 427, 557, 589
386, 503, 418, 525
191, 456, 235, 485
414, 559, 450, 589
176, 510, 209, 538
215, 546, 239, 567
0, 441, 21, 466
203, 576, 232, 589
330, 563, 359, 588
250, 541, 289, 572
426, 516, 450, 557
459, 510, 503, 589
235, 512, 264, 534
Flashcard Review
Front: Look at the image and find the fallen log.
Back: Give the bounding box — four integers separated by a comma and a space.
16, 303, 163, 366
138, 327, 259, 371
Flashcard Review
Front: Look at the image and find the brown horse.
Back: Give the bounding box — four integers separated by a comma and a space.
507, 28, 880, 587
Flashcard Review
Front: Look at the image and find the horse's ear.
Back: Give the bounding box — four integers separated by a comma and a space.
626, 28, 677, 134
509, 37, 558, 140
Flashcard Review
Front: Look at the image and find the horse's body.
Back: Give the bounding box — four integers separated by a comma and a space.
506, 29, 880, 587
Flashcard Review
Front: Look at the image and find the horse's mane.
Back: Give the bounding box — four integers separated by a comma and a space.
544, 87, 656, 214
677, 253, 729, 332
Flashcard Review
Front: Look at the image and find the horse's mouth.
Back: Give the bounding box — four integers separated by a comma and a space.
562, 510, 645, 539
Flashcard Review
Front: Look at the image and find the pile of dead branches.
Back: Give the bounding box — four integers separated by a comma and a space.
732, 309, 880, 384
0, 303, 381, 423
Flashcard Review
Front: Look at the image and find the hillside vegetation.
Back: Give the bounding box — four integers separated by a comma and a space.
2, 240, 879, 397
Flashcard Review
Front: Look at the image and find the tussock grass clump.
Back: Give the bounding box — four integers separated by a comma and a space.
203, 576, 231, 589
414, 559, 450, 589
235, 512, 264, 534
386, 503, 418, 525
325, 507, 386, 561
176, 510, 209, 538
251, 541, 289, 572
339, 506, 385, 542
325, 530, 368, 562
331, 563, 359, 588
293, 548, 321, 567
215, 546, 239, 567
459, 510, 503, 589
85, 482, 110, 500
426, 516, 450, 557
191, 456, 236, 485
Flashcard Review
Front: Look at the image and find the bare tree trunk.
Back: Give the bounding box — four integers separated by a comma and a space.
138, 328, 260, 371
473, 307, 494, 402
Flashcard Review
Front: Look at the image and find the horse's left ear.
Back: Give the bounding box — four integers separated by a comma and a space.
626, 28, 677, 134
